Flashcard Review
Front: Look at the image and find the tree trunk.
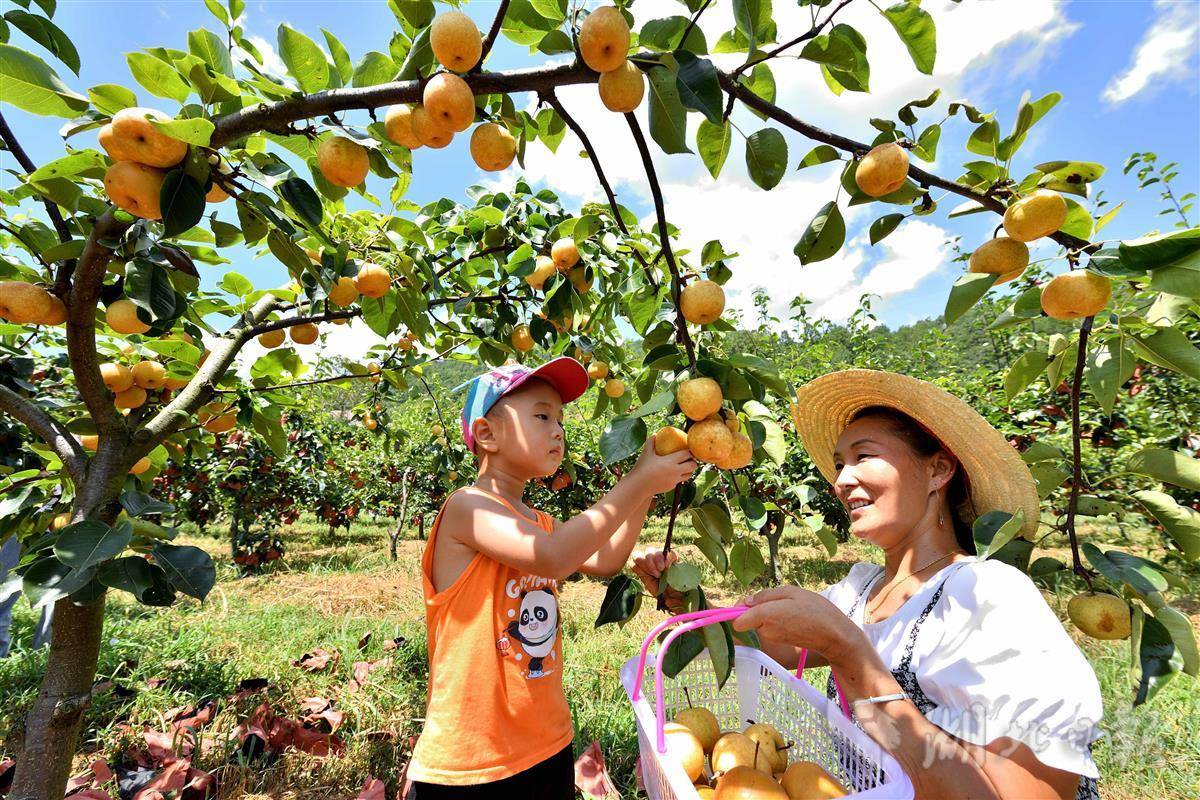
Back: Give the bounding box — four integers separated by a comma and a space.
391, 468, 413, 560
9, 595, 107, 800
764, 511, 784, 587
418, 515, 425, 541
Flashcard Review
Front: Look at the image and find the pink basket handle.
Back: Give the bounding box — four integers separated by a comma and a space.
632, 606, 748, 702
797, 647, 853, 720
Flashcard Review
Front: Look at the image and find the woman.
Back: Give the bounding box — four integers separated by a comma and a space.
634, 370, 1103, 799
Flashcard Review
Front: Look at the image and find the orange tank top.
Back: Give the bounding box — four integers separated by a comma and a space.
407, 487, 574, 785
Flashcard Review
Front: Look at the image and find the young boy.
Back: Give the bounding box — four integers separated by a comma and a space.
406, 356, 696, 798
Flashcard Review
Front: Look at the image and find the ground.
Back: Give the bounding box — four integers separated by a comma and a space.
1, 514, 1197, 798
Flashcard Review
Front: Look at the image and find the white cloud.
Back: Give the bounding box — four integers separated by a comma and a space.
492, 0, 1077, 325
243, 35, 290, 81
1102, 0, 1200, 105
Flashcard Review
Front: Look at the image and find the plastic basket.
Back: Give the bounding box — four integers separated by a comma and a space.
620, 606, 914, 799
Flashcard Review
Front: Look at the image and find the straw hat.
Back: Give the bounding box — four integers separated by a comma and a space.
790, 369, 1039, 538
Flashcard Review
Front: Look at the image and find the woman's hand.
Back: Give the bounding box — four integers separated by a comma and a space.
732, 585, 863, 665
630, 548, 687, 614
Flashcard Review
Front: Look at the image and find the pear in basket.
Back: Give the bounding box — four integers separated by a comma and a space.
663, 722, 707, 783
744, 722, 789, 773
713, 765, 789, 798
696, 786, 717, 799
676, 706, 722, 753
712, 731, 774, 774
780, 761, 848, 799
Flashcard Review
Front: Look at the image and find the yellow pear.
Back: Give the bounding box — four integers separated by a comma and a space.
681, 280, 726, 324
430, 10, 482, 72
604, 378, 626, 398
855, 143, 909, 198
568, 266, 592, 294
780, 761, 847, 799
744, 723, 788, 774
80, 434, 99, 451
716, 432, 754, 470
689, 418, 734, 465
1003, 189, 1068, 242
364, 416, 378, 430
355, 263, 391, 298
328, 275, 359, 307
512, 324, 534, 352
654, 426, 691, 457
202, 411, 237, 433
598, 60, 645, 112
423, 72, 476, 133
258, 328, 285, 348
129, 456, 151, 475
677, 377, 723, 421
712, 731, 774, 774
662, 722, 706, 783
205, 180, 229, 203
697, 788, 717, 800
40, 294, 67, 325
1040, 271, 1112, 320
317, 136, 369, 188
411, 105, 454, 149
470, 123, 517, 171
98, 107, 188, 167
526, 256, 557, 290
290, 322, 319, 345
715, 766, 788, 799
1067, 592, 1131, 640
104, 161, 167, 219
100, 362, 134, 393
579, 6, 630, 73
0, 281, 54, 324
163, 374, 188, 391
676, 707, 721, 753
587, 360, 609, 380
551, 237, 580, 270
114, 386, 147, 409
431, 423, 445, 437
384, 104, 423, 150
969, 236, 1029, 277
107, 298, 151, 335
51, 512, 72, 531
131, 361, 166, 390
447, 469, 459, 481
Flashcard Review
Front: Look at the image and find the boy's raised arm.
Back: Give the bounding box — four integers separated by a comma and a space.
576, 493, 654, 576
448, 440, 695, 580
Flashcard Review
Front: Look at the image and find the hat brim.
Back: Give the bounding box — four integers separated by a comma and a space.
790, 369, 1039, 538
507, 356, 589, 406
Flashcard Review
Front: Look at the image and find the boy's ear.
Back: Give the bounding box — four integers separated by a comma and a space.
473, 416, 501, 454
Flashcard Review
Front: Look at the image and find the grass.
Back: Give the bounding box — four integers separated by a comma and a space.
1, 513, 1197, 798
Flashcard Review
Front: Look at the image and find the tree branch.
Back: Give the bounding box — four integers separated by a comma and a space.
214, 371, 378, 395
65, 210, 131, 436
624, 113, 697, 369
247, 307, 361, 336
0, 385, 87, 484
0, 109, 77, 293
717, 71, 1094, 252
542, 91, 659, 289
211, 63, 596, 147
679, 0, 716, 52
476, 0, 511, 72
1063, 314, 1095, 585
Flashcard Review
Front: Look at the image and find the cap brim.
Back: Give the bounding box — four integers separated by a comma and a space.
509, 356, 590, 405
791, 369, 1040, 538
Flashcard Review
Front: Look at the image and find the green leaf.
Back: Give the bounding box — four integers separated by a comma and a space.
277, 23, 329, 93
600, 415, 646, 465
822, 25, 869, 92
27, 149, 106, 182
322, 28, 353, 83
125, 51, 191, 103
897, 88, 940, 125
1130, 327, 1200, 381
203, 0, 229, 25
1134, 615, 1181, 706
973, 509, 1024, 560
647, 66, 690, 155
87, 83, 137, 114
1126, 448, 1200, 492
22, 558, 96, 610
797, 144, 840, 170
913, 123, 940, 162
695, 118, 731, 179
279, 177, 323, 228
1085, 337, 1135, 416
500, 0, 559, 45
97, 556, 175, 606
740, 63, 775, 120
53, 520, 132, 570
881, 1, 936, 74
352, 50, 397, 87
800, 32, 856, 71
148, 116, 214, 146
793, 201, 845, 264
691, 502, 735, 545
732, 0, 765, 52
1119, 227, 1200, 271
1083, 544, 1168, 597
1132, 491, 1200, 562
1147, 596, 1199, 676
125, 259, 179, 321
594, 574, 642, 627
0, 42, 88, 116
729, 539, 765, 586
1060, 196, 1094, 240
745, 128, 787, 191
966, 119, 999, 157
868, 213, 903, 245
674, 52, 722, 124
397, 26, 433, 81
692, 530, 728, 574
4, 10, 79, 74
152, 542, 216, 600
1005, 349, 1053, 400
639, 16, 707, 54
662, 628, 705, 678
665, 562, 702, 592
702, 617, 735, 690
159, 170, 206, 239
121, 490, 173, 517
187, 27, 233, 76
944, 271, 997, 324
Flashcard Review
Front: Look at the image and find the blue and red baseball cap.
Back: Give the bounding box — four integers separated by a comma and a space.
453, 356, 590, 453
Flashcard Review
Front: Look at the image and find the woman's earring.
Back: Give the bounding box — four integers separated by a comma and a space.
938, 509, 945, 528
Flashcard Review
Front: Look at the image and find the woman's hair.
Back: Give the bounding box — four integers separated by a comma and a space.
849, 405, 976, 555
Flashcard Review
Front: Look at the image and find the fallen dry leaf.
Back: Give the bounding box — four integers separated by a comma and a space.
356, 776, 388, 800
292, 648, 339, 672
575, 740, 618, 799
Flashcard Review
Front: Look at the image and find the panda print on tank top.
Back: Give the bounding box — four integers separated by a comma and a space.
824, 565, 1100, 800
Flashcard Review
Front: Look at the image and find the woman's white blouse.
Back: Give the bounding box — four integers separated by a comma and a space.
819, 556, 1104, 780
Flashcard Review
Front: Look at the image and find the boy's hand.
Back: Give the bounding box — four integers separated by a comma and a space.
629, 438, 696, 496
631, 549, 687, 615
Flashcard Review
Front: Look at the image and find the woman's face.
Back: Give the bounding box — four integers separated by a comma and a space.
832, 416, 945, 547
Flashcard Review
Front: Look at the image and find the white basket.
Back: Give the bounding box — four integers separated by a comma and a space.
620, 640, 914, 800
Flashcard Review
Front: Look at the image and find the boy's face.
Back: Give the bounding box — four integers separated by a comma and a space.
474, 378, 565, 477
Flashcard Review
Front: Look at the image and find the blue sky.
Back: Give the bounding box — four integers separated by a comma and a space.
5, 0, 1198, 344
